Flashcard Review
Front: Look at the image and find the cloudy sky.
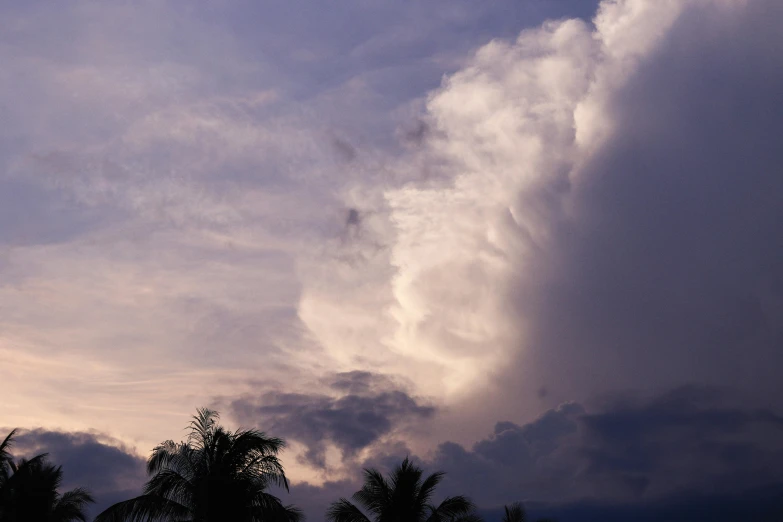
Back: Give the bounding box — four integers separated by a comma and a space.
2, 0, 783, 520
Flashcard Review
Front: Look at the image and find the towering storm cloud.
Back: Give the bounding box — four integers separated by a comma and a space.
377, 0, 783, 405
292, 0, 783, 511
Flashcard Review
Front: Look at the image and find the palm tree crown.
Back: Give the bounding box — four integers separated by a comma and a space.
95, 408, 302, 522
327, 458, 478, 522
0, 430, 15, 486
0, 429, 94, 522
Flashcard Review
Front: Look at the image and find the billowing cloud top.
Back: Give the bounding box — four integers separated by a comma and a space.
2, 0, 783, 520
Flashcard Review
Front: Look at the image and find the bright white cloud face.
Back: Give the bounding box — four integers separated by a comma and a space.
2, 1, 783, 516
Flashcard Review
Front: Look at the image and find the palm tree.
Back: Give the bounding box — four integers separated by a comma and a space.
95, 408, 302, 522
0, 430, 95, 522
327, 457, 478, 522
0, 430, 15, 486
502, 502, 554, 522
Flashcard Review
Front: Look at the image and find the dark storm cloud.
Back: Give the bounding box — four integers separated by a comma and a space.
577, 387, 783, 496
430, 403, 584, 505
10, 429, 146, 518
288, 386, 783, 521
229, 372, 435, 468
285, 479, 360, 522
430, 386, 783, 505
508, 0, 783, 407
480, 489, 783, 522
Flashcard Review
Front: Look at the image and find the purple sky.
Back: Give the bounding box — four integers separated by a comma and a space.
2, 0, 783, 520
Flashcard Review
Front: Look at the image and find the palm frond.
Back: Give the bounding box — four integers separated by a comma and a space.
390, 458, 423, 494
142, 467, 194, 506
52, 487, 95, 522
250, 503, 304, 522
0, 429, 17, 462
327, 498, 373, 522
502, 502, 526, 522
239, 453, 289, 491
426, 496, 476, 522
231, 429, 286, 463
94, 494, 191, 522
13, 452, 50, 470
0, 429, 17, 483
229, 429, 288, 489
387, 458, 425, 521
188, 408, 219, 450
147, 441, 188, 475
282, 503, 305, 522
249, 490, 305, 522
353, 468, 390, 516
416, 471, 444, 508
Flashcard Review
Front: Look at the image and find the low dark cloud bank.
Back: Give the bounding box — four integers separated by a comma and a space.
434, 387, 783, 504
481, 488, 783, 522
230, 371, 435, 467
288, 386, 783, 521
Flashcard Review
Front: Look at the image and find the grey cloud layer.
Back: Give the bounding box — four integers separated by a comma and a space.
230, 372, 435, 468
288, 386, 783, 521
432, 386, 783, 505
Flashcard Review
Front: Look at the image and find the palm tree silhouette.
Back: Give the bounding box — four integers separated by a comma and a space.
502, 502, 554, 522
327, 457, 478, 522
0, 429, 95, 522
95, 408, 302, 522
0, 430, 15, 486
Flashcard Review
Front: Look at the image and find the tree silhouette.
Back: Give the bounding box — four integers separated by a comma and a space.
0, 430, 15, 486
95, 408, 302, 522
502, 502, 554, 522
327, 457, 478, 522
0, 429, 94, 522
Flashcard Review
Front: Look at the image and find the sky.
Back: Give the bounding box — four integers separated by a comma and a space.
1, 0, 783, 520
